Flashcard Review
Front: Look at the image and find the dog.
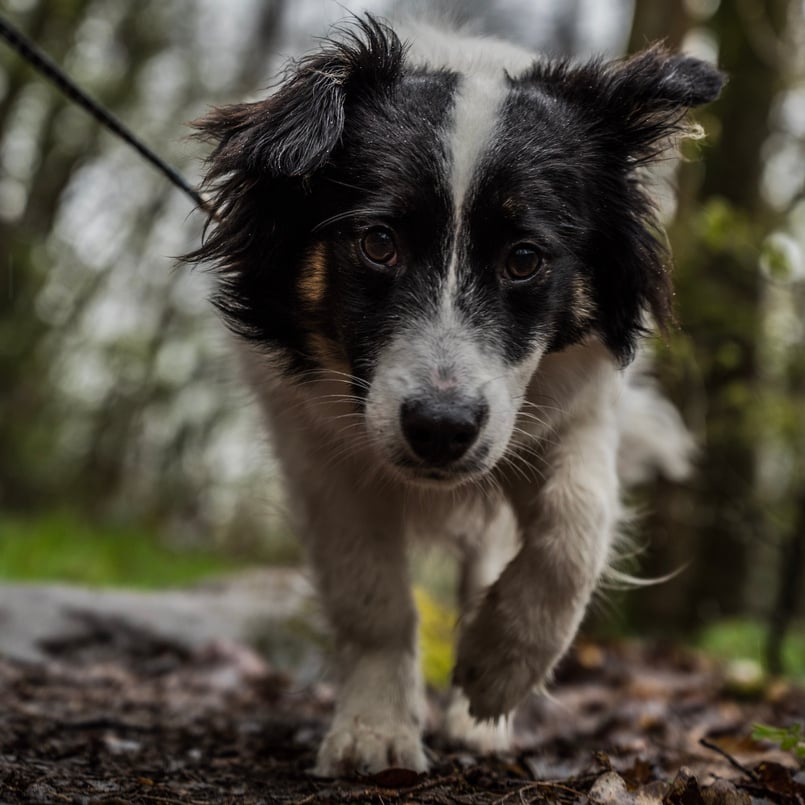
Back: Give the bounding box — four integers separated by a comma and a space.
188, 15, 725, 776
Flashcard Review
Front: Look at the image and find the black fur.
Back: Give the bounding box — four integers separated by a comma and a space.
198, 16, 405, 179
187, 16, 455, 380
313, 67, 458, 386
188, 17, 725, 376
507, 45, 727, 363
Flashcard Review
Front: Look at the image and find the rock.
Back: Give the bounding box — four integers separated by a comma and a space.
0, 569, 318, 677
636, 780, 670, 805
590, 771, 632, 805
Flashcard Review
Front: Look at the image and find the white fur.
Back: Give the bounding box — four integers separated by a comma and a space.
400, 21, 535, 306
242, 333, 689, 774
364, 315, 541, 484
236, 24, 693, 777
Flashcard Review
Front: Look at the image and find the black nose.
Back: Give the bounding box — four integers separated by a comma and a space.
400, 396, 487, 466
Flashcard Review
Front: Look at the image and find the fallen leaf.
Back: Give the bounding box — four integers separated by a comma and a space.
754, 761, 805, 805
367, 766, 425, 788
701, 779, 751, 805
665, 767, 706, 805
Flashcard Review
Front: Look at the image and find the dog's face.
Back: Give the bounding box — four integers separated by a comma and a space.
191, 18, 724, 485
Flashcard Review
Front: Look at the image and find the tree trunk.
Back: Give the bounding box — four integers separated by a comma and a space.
626, 0, 793, 630
628, 0, 690, 51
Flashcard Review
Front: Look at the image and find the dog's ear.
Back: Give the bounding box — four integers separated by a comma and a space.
521, 47, 725, 365
620, 47, 726, 108
597, 48, 725, 364
593, 45, 726, 162
525, 44, 725, 161
185, 15, 405, 344
194, 14, 404, 181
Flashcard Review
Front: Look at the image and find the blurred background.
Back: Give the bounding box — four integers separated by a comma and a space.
0, 0, 803, 679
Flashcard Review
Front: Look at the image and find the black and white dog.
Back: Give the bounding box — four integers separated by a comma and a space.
190, 16, 724, 776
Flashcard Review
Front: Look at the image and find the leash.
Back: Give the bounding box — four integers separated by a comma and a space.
0, 13, 213, 217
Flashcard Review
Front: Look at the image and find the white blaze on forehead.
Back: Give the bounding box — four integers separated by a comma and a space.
400, 21, 535, 220
442, 72, 508, 306
399, 21, 536, 306
449, 73, 508, 221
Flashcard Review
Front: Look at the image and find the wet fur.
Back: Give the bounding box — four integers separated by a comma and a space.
189, 16, 724, 776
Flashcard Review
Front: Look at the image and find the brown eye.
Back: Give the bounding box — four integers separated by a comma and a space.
360, 227, 398, 267
503, 244, 542, 282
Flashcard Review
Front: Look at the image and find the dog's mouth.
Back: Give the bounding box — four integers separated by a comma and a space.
390, 451, 490, 487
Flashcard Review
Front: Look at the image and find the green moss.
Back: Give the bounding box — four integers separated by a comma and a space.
697, 617, 805, 679
0, 512, 243, 588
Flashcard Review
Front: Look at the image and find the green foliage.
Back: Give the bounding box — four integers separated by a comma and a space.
0, 513, 244, 588
760, 233, 801, 284
752, 723, 805, 762
694, 197, 755, 256
415, 587, 456, 689
697, 618, 805, 679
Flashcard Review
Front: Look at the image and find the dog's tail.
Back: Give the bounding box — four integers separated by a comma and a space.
597, 352, 696, 591
616, 352, 696, 486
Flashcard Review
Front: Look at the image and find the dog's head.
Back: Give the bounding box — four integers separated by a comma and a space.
190, 16, 724, 486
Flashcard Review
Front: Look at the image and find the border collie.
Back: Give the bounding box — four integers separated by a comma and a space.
189, 15, 724, 776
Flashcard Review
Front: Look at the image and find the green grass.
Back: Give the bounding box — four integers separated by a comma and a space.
0, 513, 244, 589
3, 515, 803, 683
697, 617, 805, 680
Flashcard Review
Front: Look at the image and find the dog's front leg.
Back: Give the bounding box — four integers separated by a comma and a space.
297, 477, 425, 776
453, 407, 620, 720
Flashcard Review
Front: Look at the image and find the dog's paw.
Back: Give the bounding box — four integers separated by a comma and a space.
444, 688, 512, 754
453, 637, 535, 721
314, 718, 427, 777
453, 595, 542, 720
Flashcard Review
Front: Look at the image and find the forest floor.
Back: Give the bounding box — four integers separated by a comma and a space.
0, 588, 804, 804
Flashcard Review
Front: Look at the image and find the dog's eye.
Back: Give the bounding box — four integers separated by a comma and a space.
503, 244, 542, 282
360, 227, 398, 268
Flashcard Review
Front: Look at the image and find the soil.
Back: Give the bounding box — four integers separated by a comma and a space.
1, 612, 803, 804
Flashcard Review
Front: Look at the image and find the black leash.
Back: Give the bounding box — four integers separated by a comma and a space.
0, 13, 212, 216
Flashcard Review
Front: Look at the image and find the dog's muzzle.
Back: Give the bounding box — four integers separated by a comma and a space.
400, 394, 488, 467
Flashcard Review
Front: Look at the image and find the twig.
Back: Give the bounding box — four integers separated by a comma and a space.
58, 716, 155, 733
492, 780, 595, 804
402, 771, 465, 795
291, 771, 464, 804
699, 738, 760, 782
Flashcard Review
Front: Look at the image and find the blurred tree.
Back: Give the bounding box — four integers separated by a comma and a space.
1, 0, 802, 660
628, 0, 803, 643
628, 0, 689, 50
0, 1, 286, 543
0, 0, 95, 509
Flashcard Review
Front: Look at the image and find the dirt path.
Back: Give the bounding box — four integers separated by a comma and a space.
1, 601, 803, 804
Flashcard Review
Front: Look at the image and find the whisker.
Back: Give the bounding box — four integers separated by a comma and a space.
322, 176, 370, 194
312, 208, 379, 234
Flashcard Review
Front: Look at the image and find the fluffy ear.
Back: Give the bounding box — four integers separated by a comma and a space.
519, 46, 725, 365
524, 43, 726, 163
185, 14, 405, 344
193, 14, 404, 181
595, 45, 726, 162
617, 46, 726, 108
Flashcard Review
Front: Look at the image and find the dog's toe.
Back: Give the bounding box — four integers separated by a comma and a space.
314, 719, 427, 777
443, 687, 512, 753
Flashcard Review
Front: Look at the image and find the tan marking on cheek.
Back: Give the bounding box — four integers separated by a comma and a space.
573, 277, 597, 324
298, 242, 328, 309
308, 332, 352, 377
298, 244, 352, 377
